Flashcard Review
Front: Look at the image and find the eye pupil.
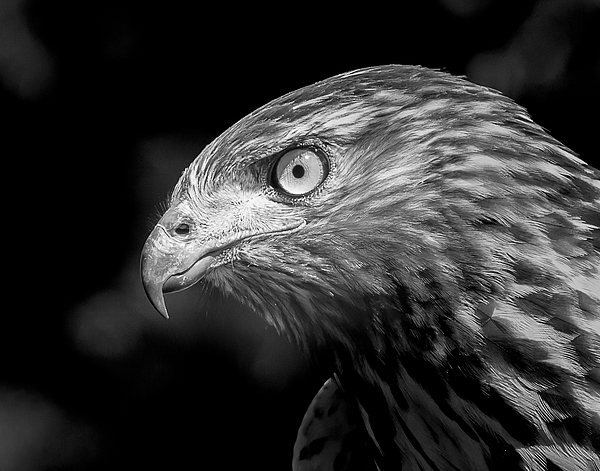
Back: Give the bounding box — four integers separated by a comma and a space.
175, 223, 190, 235
292, 165, 305, 178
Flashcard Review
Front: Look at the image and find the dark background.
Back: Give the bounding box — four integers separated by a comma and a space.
1, 0, 599, 469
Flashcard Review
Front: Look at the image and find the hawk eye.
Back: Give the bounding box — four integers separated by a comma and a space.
271, 148, 329, 196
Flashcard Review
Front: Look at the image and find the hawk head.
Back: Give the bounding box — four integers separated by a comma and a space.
141, 64, 599, 363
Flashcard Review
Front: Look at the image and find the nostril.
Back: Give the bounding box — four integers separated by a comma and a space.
174, 223, 190, 236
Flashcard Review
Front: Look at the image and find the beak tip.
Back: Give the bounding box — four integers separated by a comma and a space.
141, 252, 171, 320
141, 277, 171, 320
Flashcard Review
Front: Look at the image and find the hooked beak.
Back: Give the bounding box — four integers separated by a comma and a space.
141, 203, 306, 319
140, 209, 220, 319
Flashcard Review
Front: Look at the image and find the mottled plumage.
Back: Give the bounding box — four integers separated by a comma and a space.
141, 65, 600, 470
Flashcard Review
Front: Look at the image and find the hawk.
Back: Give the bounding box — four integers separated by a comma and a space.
141, 65, 600, 470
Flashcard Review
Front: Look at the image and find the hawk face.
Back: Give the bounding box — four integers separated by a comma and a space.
141, 67, 464, 346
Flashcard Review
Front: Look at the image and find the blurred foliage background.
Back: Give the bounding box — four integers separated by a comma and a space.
1, 0, 599, 469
